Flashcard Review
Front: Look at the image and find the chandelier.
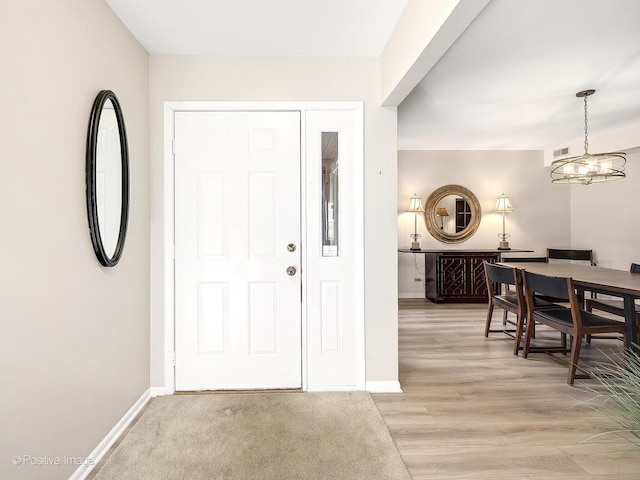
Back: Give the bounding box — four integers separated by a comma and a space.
550, 89, 626, 185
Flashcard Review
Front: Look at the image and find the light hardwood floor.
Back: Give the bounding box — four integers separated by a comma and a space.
372, 299, 640, 480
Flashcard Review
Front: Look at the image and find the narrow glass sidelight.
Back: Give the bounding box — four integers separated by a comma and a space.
321, 132, 339, 257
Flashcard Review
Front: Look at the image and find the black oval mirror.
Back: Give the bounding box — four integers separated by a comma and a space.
86, 90, 129, 267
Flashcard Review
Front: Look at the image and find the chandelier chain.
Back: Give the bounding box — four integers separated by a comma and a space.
583, 94, 589, 154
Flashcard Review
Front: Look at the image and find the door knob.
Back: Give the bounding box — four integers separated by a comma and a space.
286, 266, 297, 276
287, 243, 296, 252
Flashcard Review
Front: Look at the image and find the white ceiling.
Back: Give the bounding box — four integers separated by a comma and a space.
105, 0, 640, 151
398, 0, 640, 150
104, 0, 408, 56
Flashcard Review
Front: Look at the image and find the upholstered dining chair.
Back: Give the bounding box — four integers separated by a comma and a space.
483, 262, 524, 342
499, 257, 549, 334
547, 248, 595, 266
585, 263, 640, 343
502, 256, 548, 263
545, 249, 595, 307
484, 262, 560, 355
522, 270, 627, 385
483, 262, 560, 355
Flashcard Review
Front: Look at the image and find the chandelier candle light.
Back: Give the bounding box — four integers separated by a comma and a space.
495, 194, 514, 250
407, 194, 424, 250
550, 89, 626, 185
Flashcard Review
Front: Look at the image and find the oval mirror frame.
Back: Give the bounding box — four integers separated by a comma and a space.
86, 90, 129, 267
424, 184, 481, 244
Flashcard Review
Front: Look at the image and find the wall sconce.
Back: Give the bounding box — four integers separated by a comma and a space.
494, 193, 514, 250
435, 207, 449, 229
407, 194, 424, 250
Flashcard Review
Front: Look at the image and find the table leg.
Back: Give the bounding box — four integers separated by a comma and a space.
623, 295, 638, 350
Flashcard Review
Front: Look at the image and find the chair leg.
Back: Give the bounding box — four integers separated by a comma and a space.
523, 315, 534, 359
568, 333, 582, 385
585, 304, 592, 344
484, 303, 494, 337
502, 309, 508, 326
531, 319, 536, 339
513, 314, 524, 356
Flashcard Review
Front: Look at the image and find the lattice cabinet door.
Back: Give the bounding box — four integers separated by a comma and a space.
469, 254, 498, 299
433, 253, 500, 303
438, 255, 468, 300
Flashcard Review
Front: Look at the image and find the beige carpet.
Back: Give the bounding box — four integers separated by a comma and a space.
91, 392, 412, 480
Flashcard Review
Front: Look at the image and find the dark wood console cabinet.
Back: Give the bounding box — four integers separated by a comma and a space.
424, 252, 499, 303
399, 248, 532, 304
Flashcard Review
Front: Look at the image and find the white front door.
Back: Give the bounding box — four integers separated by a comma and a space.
174, 111, 301, 391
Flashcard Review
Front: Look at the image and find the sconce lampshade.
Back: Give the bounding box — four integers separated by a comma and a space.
494, 194, 515, 213
436, 207, 449, 217
407, 194, 424, 212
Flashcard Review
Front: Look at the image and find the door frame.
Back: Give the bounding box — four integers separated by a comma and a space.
162, 101, 365, 394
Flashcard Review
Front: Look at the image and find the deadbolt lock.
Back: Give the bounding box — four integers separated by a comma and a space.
286, 266, 297, 276
287, 243, 296, 252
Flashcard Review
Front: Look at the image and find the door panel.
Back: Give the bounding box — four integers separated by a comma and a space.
175, 111, 301, 391
305, 110, 362, 389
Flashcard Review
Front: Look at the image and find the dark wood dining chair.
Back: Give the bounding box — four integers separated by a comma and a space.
483, 262, 561, 355
522, 270, 627, 385
483, 262, 524, 341
502, 256, 548, 263
545, 249, 595, 307
500, 257, 568, 347
499, 257, 548, 335
547, 248, 595, 266
585, 263, 640, 343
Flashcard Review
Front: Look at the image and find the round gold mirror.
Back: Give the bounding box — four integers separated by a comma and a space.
424, 185, 481, 244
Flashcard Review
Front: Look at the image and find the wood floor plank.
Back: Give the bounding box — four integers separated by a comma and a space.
402, 445, 587, 479
558, 443, 640, 475
373, 299, 640, 479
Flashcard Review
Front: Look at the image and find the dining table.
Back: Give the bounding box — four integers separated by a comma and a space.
501, 261, 640, 349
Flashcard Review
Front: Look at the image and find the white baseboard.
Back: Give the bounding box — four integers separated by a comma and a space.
150, 386, 170, 397
365, 381, 403, 393
69, 388, 152, 480
398, 293, 424, 299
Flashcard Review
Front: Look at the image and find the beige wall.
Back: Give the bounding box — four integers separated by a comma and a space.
149, 55, 399, 385
397, 150, 571, 296
570, 151, 640, 269
0, 1, 150, 479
